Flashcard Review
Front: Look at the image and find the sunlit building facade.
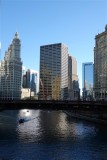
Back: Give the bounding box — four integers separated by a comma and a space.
39, 43, 61, 100
0, 32, 22, 100
39, 43, 68, 100
68, 56, 80, 100
82, 62, 93, 100
61, 44, 69, 100
94, 25, 107, 100
39, 43, 80, 100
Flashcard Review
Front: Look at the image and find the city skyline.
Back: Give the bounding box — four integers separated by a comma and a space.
1, 0, 107, 90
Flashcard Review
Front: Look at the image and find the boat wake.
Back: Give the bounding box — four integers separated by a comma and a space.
18, 117, 36, 124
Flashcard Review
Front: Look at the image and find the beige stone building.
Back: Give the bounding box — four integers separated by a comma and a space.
0, 32, 22, 100
94, 25, 107, 100
21, 88, 31, 99
68, 56, 79, 100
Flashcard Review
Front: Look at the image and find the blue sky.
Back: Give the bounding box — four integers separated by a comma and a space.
0, 0, 107, 90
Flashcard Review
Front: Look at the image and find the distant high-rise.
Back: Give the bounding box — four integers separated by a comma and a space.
0, 32, 22, 100
68, 56, 80, 100
30, 70, 39, 94
22, 66, 26, 88
82, 62, 93, 100
22, 69, 39, 94
94, 25, 107, 100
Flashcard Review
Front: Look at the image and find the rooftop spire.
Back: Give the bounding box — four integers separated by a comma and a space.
15, 32, 19, 38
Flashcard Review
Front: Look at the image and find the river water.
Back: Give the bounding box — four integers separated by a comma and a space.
0, 109, 107, 160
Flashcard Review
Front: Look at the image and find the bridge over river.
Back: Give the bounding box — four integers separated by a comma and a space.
1, 100, 107, 124
0, 100, 107, 112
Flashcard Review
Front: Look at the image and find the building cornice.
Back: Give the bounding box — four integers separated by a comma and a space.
95, 30, 107, 39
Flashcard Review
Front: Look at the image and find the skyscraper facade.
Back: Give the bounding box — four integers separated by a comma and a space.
68, 56, 80, 100
61, 44, 68, 100
94, 25, 107, 100
82, 62, 93, 100
0, 32, 22, 100
39, 43, 68, 100
39, 43, 61, 100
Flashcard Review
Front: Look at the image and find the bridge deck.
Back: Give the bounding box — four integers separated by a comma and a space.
0, 100, 107, 111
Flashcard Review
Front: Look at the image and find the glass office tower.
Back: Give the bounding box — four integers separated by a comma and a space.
39, 43, 68, 100
82, 62, 93, 100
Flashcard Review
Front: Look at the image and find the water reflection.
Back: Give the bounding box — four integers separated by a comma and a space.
19, 109, 31, 117
0, 110, 107, 160
17, 110, 41, 143
55, 112, 70, 137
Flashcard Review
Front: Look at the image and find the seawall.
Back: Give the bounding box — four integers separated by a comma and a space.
64, 111, 107, 125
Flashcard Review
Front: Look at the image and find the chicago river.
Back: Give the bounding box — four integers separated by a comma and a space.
0, 110, 107, 160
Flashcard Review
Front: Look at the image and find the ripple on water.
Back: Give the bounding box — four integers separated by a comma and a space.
0, 110, 107, 160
